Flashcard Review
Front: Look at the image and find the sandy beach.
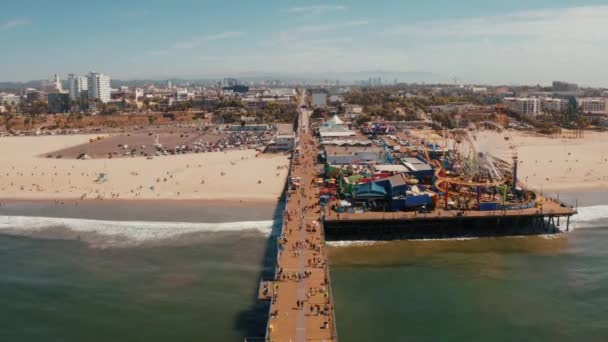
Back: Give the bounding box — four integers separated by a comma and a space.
477, 130, 608, 192
0, 135, 290, 201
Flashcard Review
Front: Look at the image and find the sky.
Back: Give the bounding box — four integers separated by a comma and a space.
1, 0, 608, 86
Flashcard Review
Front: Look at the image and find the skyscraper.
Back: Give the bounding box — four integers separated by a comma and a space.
67, 74, 89, 100
87, 72, 111, 103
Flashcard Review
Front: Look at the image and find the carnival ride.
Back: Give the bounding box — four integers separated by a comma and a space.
430, 122, 531, 209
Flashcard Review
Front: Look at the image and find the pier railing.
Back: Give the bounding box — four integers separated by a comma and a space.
264, 154, 296, 340
321, 220, 339, 341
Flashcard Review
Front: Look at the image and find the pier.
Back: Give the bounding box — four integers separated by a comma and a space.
324, 196, 575, 241
255, 103, 337, 341
250, 92, 577, 341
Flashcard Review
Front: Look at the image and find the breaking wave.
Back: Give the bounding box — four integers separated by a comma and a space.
0, 215, 277, 247
327, 241, 387, 247
571, 205, 608, 229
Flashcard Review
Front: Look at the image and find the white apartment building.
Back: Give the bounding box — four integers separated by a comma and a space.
135, 88, 144, 101
503, 97, 540, 116
87, 72, 111, 103
67, 74, 89, 100
176, 89, 195, 101
0, 93, 21, 106
344, 104, 363, 114
578, 98, 607, 114
267, 88, 296, 97
541, 98, 568, 113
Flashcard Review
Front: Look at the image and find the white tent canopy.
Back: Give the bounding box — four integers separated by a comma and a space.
328, 115, 344, 125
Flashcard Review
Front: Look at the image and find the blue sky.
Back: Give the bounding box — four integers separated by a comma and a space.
1, 0, 608, 85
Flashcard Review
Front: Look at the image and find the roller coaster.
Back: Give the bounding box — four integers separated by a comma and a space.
429, 122, 529, 209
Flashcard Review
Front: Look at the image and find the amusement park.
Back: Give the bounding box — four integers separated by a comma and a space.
315, 117, 552, 216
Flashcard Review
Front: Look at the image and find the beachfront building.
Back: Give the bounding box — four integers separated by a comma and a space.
67, 74, 88, 101
272, 132, 296, 151
503, 97, 540, 116
541, 97, 568, 113
267, 123, 296, 151
87, 72, 111, 103
578, 98, 607, 114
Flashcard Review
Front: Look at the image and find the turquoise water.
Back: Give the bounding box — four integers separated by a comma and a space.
330, 228, 608, 341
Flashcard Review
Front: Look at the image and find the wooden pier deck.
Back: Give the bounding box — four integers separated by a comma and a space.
261, 108, 337, 342
325, 195, 576, 222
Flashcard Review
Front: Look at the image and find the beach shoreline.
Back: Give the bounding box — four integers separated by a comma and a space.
0, 197, 284, 223
0, 134, 290, 202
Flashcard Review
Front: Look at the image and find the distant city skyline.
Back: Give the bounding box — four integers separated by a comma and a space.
1, 0, 608, 86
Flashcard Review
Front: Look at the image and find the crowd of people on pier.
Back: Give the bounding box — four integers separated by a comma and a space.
266, 125, 335, 338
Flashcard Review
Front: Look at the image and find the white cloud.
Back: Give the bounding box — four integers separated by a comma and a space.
287, 5, 347, 14
0, 18, 28, 30
380, 5, 608, 86
388, 5, 608, 42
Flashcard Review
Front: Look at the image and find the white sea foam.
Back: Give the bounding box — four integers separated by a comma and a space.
0, 215, 276, 247
571, 205, 608, 229
327, 237, 482, 247
326, 240, 386, 247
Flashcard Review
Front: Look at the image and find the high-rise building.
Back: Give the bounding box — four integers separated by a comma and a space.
552, 81, 578, 92
87, 72, 111, 103
67, 74, 89, 100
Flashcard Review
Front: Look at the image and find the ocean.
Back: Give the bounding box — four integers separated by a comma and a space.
0, 200, 282, 341
1, 193, 608, 341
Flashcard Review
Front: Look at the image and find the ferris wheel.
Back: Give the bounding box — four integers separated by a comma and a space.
436, 121, 518, 189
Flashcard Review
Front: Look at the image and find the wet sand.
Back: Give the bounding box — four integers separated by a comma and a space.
0, 198, 280, 223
